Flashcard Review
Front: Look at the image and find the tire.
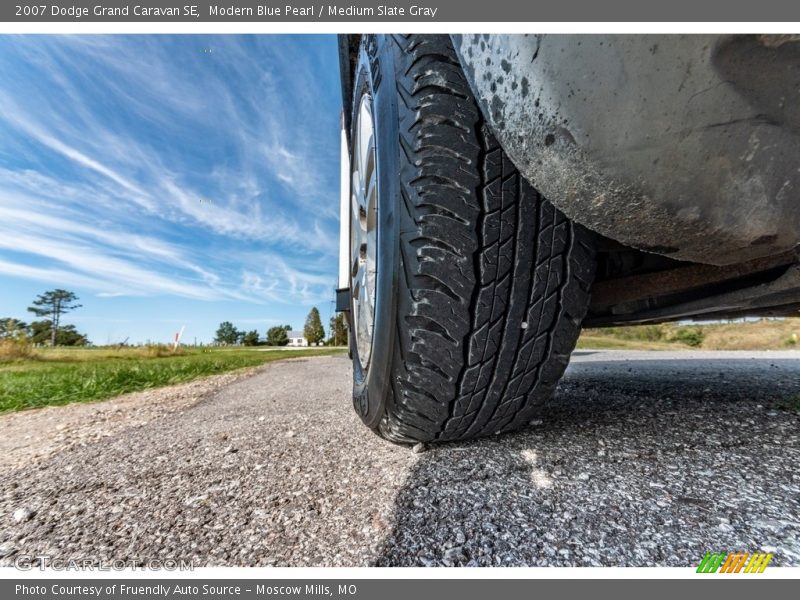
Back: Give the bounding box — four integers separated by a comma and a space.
347, 34, 595, 443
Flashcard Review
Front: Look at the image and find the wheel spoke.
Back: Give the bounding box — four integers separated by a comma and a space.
358, 295, 371, 349
352, 175, 367, 227
357, 101, 373, 177
365, 171, 377, 225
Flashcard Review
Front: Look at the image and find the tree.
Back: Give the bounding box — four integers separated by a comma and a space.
56, 324, 89, 346
30, 320, 51, 345
0, 318, 29, 340
303, 307, 325, 346
328, 313, 348, 346
30, 321, 88, 346
266, 325, 289, 346
242, 329, 261, 346
27, 289, 82, 347
214, 321, 240, 345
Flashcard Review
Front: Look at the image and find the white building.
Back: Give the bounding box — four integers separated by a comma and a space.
287, 331, 307, 347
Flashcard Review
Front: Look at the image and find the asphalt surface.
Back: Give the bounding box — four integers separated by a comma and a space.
1, 350, 799, 567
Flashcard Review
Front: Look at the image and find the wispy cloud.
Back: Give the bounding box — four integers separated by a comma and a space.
0, 93, 150, 199
0, 35, 341, 313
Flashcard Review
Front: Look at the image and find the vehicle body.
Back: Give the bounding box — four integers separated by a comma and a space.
337, 34, 800, 443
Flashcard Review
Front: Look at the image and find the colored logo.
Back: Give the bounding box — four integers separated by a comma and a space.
697, 552, 773, 573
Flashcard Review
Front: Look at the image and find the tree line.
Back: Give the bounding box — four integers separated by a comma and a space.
214, 307, 348, 347
214, 306, 347, 346
1, 289, 89, 346
2, 289, 350, 348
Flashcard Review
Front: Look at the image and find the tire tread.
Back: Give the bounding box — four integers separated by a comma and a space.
375, 34, 594, 443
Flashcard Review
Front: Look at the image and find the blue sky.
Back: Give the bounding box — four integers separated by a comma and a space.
0, 35, 342, 344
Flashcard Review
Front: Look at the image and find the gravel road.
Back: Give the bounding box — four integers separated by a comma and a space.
1, 351, 799, 567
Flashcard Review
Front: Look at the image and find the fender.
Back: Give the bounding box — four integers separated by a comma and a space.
453, 34, 800, 265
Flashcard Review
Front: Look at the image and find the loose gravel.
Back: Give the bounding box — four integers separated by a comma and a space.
0, 365, 265, 472
1, 351, 798, 567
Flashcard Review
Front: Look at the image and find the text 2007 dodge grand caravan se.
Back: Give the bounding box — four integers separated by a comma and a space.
335, 34, 800, 443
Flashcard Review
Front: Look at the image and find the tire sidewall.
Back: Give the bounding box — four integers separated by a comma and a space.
350, 35, 399, 428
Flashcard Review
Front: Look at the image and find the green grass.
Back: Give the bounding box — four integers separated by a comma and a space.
578, 318, 800, 351
0, 346, 345, 413
576, 335, 678, 351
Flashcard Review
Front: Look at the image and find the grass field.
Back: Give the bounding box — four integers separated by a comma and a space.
0, 345, 345, 413
578, 318, 800, 351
